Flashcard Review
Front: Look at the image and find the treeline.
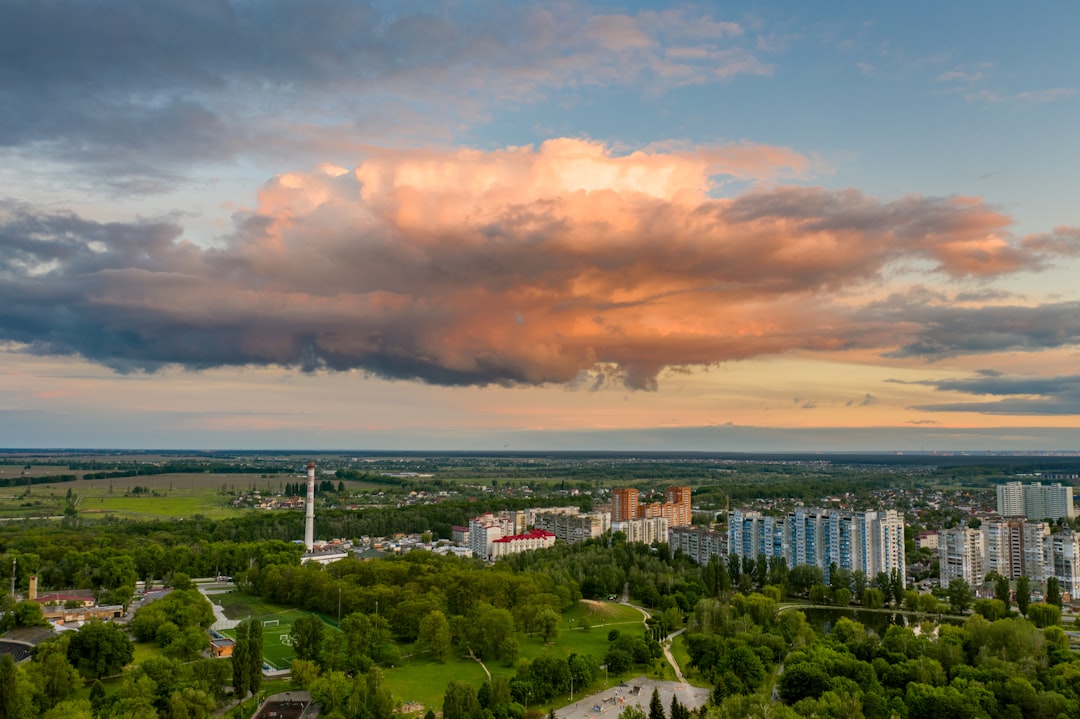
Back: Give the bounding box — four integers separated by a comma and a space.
245, 551, 576, 652
0, 474, 76, 487
282, 480, 344, 496
81, 461, 283, 480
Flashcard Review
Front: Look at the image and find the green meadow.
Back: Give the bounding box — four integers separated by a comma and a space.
383, 600, 656, 713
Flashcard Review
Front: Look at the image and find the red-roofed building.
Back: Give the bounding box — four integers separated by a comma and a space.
490, 529, 556, 559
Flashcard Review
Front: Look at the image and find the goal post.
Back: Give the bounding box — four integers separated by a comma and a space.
262, 619, 280, 628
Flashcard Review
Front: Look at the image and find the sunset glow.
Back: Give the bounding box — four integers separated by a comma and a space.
1, 2, 1079, 450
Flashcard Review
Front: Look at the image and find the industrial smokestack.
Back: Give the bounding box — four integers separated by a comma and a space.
305, 461, 316, 551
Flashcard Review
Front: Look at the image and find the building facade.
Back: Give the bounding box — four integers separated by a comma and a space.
668, 526, 727, 566
729, 507, 906, 584
533, 510, 611, 543
468, 511, 525, 559
611, 486, 692, 527
616, 517, 669, 545
1044, 530, 1080, 601
489, 529, 557, 559
996, 481, 1076, 520
939, 527, 985, 588
611, 488, 640, 522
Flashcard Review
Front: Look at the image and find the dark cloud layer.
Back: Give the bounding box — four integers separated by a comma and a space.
871, 298, 1080, 358
0, 1, 768, 187
1, 143, 1078, 389
911, 374, 1080, 415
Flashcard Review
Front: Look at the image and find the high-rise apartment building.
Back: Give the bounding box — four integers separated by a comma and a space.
618, 516, 669, 545
468, 510, 528, 559
612, 488, 640, 521
996, 481, 1076, 520
1044, 531, 1080, 600
728, 508, 905, 584
665, 486, 693, 526
939, 527, 985, 588
533, 510, 611, 543
939, 519, 1051, 587
668, 526, 727, 566
611, 486, 692, 527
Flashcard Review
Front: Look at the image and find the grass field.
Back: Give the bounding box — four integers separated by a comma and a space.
212, 593, 341, 670
219, 608, 335, 670
383, 600, 653, 711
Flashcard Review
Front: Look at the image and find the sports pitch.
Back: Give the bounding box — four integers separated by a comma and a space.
219, 610, 335, 670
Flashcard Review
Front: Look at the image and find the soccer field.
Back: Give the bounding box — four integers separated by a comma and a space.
220, 609, 332, 670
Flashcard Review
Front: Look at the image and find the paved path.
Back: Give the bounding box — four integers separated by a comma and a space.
661, 629, 686, 683
201, 587, 240, 632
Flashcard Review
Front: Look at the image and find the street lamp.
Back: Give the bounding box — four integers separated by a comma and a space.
338, 587, 342, 621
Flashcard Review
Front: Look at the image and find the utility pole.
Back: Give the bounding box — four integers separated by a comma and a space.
338, 587, 342, 622
10, 557, 16, 599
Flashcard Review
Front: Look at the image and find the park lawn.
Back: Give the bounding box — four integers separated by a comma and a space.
383, 652, 494, 712
561, 600, 646, 631
669, 635, 707, 687
385, 602, 656, 713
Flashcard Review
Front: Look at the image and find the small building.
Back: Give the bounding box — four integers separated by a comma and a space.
210, 637, 235, 658
42, 605, 124, 624
489, 529, 556, 559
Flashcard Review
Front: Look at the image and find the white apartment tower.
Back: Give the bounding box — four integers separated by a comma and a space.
997, 481, 1076, 520
1044, 531, 1080, 600
728, 508, 906, 585
938, 527, 985, 588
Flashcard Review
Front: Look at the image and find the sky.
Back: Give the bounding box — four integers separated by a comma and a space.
2, 1, 1080, 451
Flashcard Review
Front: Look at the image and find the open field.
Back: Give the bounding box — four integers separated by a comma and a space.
218, 608, 337, 670
213, 592, 341, 670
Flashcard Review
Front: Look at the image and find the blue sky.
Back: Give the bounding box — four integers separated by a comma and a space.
1, 1, 1079, 450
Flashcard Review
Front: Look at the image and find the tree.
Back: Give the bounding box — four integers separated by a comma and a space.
40, 699, 93, 719
24, 640, 82, 713
246, 618, 263, 696
1015, 576, 1031, 616
649, 688, 666, 719
443, 680, 481, 719
89, 681, 107, 717
111, 674, 158, 719
669, 695, 690, 719
1027, 602, 1061, 628
8, 601, 47, 630
533, 608, 560, 643
291, 615, 325, 663
1046, 576, 1062, 608
946, 579, 973, 614
0, 653, 33, 719
232, 618, 250, 698
290, 659, 320, 689
992, 573, 1011, 613
167, 688, 216, 719
65, 621, 134, 679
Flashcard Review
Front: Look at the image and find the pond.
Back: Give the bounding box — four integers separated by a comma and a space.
798, 606, 964, 635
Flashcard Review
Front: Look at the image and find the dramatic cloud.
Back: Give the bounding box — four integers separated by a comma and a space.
872, 298, 1080, 358
0, 1, 769, 186
911, 373, 1080, 415
1, 139, 1078, 389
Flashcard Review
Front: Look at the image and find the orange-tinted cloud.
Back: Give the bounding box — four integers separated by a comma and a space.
1, 139, 1077, 389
